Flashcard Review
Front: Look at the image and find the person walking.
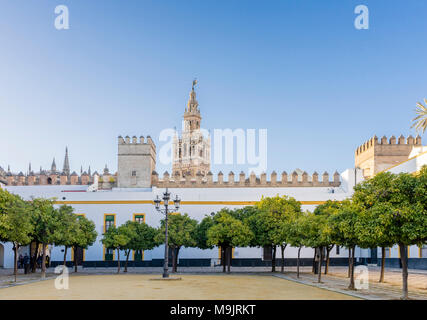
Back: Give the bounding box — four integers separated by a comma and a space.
23, 254, 30, 274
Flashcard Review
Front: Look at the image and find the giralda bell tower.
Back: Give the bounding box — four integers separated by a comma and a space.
172, 80, 211, 177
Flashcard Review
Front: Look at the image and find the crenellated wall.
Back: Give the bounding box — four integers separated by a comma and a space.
3, 172, 101, 187
355, 134, 422, 178
152, 170, 341, 188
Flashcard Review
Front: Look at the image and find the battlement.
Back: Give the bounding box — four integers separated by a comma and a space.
118, 135, 155, 147
1, 170, 112, 187
355, 134, 422, 178
355, 135, 422, 156
152, 170, 341, 188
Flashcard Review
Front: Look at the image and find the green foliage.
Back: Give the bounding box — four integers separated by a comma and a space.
74, 216, 97, 249
29, 198, 59, 245
328, 200, 361, 248
286, 211, 311, 248
0, 189, 33, 246
101, 225, 129, 250
353, 170, 427, 247
206, 209, 253, 248
122, 220, 159, 251
194, 214, 215, 249
248, 195, 302, 247
51, 205, 79, 248
156, 213, 198, 249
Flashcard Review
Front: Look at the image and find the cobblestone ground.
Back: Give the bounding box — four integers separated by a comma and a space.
0, 266, 426, 299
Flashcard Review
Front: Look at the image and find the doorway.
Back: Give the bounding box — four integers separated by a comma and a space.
0, 244, 4, 267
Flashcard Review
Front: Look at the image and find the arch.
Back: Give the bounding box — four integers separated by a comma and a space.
0, 244, 4, 268
47, 177, 52, 185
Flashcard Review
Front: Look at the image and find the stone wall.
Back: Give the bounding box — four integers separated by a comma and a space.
355, 135, 421, 178
152, 170, 341, 188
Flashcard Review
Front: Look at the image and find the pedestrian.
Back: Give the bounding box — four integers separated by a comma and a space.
18, 254, 23, 269
37, 255, 42, 268
23, 254, 30, 274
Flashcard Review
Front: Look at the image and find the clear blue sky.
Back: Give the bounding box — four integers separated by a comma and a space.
1, 0, 426, 176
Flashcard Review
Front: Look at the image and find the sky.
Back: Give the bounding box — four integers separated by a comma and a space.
0, 0, 426, 177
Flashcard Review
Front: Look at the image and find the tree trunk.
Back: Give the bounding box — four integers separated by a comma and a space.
63, 246, 68, 267
317, 247, 323, 283
280, 244, 287, 273
271, 245, 276, 272
171, 247, 176, 273
124, 250, 130, 273
227, 247, 231, 273
297, 246, 301, 278
312, 249, 316, 273
348, 248, 351, 278
31, 241, 39, 273
349, 246, 356, 290
13, 243, 18, 282
117, 248, 121, 274
399, 244, 409, 300
379, 247, 385, 283
324, 245, 333, 275
221, 246, 227, 273
73, 246, 78, 272
174, 247, 180, 273
41, 243, 47, 279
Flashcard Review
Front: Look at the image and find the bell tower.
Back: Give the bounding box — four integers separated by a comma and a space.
172, 80, 211, 177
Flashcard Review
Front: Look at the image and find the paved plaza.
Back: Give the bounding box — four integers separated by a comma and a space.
0, 266, 426, 300
0, 273, 358, 300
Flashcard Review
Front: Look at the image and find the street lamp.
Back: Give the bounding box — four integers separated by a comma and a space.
153, 188, 181, 278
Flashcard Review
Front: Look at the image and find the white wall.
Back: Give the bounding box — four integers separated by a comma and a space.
2, 177, 358, 267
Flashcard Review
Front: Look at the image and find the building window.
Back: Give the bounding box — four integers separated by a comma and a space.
134, 214, 145, 224
104, 214, 115, 232
133, 214, 145, 261
421, 245, 427, 258
385, 247, 391, 258
336, 246, 340, 255
105, 248, 114, 261
104, 214, 116, 261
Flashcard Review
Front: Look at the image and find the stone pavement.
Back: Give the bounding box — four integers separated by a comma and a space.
276, 267, 427, 300
1, 265, 426, 299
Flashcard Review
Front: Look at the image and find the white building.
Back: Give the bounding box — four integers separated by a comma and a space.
0, 84, 426, 270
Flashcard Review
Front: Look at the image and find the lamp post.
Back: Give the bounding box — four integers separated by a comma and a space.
154, 188, 181, 278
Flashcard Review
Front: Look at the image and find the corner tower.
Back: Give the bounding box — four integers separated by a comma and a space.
117, 135, 156, 188
172, 80, 211, 177
355, 134, 422, 179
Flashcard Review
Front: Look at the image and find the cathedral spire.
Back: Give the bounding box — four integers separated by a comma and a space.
51, 158, 56, 172
63, 147, 70, 176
